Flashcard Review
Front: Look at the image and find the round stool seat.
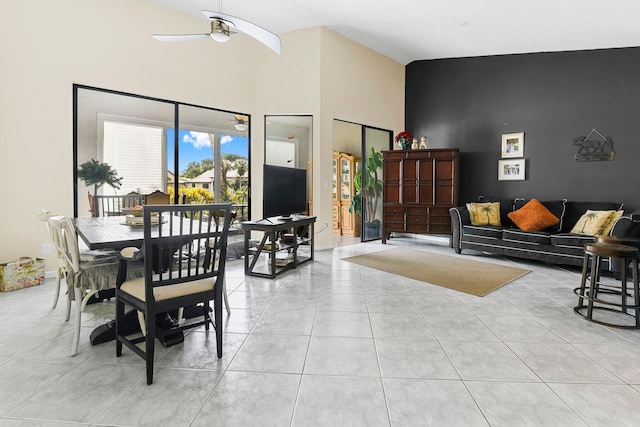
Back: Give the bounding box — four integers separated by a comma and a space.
594, 235, 640, 250
584, 243, 639, 259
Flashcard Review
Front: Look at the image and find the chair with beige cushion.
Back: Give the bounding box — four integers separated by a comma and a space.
115, 203, 232, 385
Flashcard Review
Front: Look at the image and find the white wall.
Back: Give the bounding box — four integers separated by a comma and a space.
1, 0, 404, 266
316, 28, 405, 246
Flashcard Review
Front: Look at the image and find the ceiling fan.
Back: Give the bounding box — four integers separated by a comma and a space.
230, 114, 249, 131
152, 7, 281, 55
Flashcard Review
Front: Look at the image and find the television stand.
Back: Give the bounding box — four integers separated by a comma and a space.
241, 215, 316, 278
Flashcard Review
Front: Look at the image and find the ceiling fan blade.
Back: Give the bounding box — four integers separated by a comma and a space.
201, 10, 281, 55
152, 33, 210, 42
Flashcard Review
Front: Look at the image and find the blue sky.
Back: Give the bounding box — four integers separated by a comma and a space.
166, 129, 248, 174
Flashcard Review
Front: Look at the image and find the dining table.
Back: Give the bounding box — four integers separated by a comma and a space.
72, 215, 204, 347
73, 216, 152, 251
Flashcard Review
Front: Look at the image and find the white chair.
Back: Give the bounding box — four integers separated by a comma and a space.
37, 210, 66, 312
47, 216, 140, 356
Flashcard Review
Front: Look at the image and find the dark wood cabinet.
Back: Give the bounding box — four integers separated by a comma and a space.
382, 149, 459, 243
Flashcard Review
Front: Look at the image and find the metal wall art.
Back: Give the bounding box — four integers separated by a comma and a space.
573, 128, 614, 161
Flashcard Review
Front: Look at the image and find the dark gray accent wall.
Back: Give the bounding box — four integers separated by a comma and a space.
405, 47, 640, 212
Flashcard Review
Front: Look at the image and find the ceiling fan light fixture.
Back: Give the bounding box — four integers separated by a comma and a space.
211, 20, 232, 43
234, 123, 248, 131
211, 31, 230, 43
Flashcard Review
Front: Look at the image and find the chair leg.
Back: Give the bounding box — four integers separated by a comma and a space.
80, 290, 100, 312
223, 277, 231, 316
52, 275, 61, 309
633, 259, 640, 328
214, 298, 223, 359
586, 255, 601, 320
64, 280, 72, 322
70, 285, 82, 356
621, 258, 628, 314
204, 301, 211, 332
137, 311, 146, 336
145, 310, 155, 385
577, 253, 590, 308
115, 296, 125, 357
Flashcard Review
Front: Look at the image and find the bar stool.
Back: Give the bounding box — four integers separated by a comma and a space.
574, 242, 640, 328
594, 235, 640, 249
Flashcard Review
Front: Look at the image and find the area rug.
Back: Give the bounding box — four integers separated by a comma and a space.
342, 248, 530, 296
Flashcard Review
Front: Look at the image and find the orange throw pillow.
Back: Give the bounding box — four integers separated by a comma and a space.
507, 198, 560, 232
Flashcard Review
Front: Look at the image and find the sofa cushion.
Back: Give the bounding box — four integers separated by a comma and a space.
562, 202, 623, 233
550, 233, 595, 248
570, 210, 620, 235
503, 229, 552, 245
466, 202, 501, 226
462, 224, 503, 239
514, 199, 566, 232
600, 210, 624, 236
477, 197, 518, 227
508, 199, 560, 232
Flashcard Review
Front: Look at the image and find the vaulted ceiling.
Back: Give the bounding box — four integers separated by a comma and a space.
151, 0, 640, 64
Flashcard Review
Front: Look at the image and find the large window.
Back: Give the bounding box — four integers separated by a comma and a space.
74, 85, 250, 219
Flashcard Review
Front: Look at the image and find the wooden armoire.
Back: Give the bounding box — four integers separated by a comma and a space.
382, 149, 459, 243
332, 151, 361, 237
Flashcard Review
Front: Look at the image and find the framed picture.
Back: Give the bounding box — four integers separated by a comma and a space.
501, 132, 524, 158
498, 159, 526, 181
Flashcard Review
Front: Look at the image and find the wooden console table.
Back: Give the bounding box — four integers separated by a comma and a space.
241, 215, 316, 278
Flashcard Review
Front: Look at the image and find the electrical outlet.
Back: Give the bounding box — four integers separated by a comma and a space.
42, 243, 52, 255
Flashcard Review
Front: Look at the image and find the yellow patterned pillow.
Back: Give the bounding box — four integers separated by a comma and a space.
466, 202, 501, 226
570, 210, 619, 235
599, 210, 624, 236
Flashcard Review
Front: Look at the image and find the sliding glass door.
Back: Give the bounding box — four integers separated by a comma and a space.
333, 119, 392, 242
361, 126, 392, 241
74, 85, 250, 220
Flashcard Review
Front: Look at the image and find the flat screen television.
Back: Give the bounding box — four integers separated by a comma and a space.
263, 164, 307, 218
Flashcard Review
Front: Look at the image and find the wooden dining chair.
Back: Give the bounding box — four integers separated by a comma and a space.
115, 203, 232, 385
47, 216, 123, 356
143, 190, 171, 205
92, 194, 143, 217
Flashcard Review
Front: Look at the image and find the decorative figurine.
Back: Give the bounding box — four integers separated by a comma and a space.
411, 138, 419, 150
419, 136, 427, 149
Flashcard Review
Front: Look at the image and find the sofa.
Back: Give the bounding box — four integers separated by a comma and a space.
449, 197, 640, 271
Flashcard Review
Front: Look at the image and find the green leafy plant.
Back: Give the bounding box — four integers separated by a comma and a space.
349, 147, 383, 223
77, 159, 122, 195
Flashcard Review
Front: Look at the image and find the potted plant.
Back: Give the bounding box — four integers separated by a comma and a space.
349, 147, 383, 239
77, 159, 123, 195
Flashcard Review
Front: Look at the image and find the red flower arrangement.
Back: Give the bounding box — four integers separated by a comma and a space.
395, 131, 413, 149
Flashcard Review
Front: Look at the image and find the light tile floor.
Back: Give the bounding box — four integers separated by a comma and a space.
1, 236, 640, 426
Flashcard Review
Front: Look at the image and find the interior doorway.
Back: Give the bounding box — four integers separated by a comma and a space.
332, 119, 392, 245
